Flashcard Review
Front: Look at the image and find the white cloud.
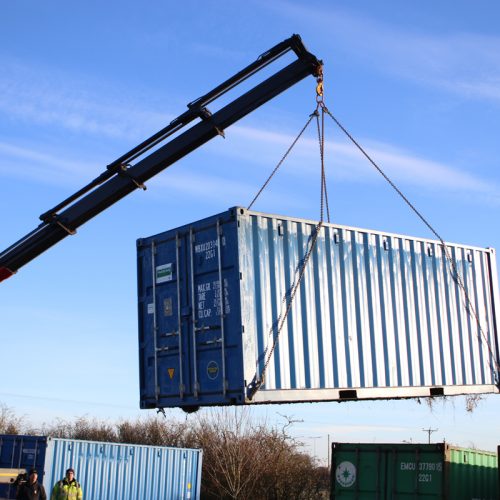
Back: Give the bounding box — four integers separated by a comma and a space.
227, 125, 499, 200
268, 1, 500, 103
0, 60, 168, 140
305, 423, 411, 435
1, 117, 498, 208
0, 55, 497, 207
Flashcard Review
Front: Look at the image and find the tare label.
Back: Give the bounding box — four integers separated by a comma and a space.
196, 278, 231, 319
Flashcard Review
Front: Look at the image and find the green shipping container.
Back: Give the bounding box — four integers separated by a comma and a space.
330, 442, 498, 499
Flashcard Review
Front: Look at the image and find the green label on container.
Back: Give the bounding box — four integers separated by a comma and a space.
156, 263, 172, 284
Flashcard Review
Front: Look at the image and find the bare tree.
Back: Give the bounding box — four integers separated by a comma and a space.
2, 405, 329, 498
193, 408, 265, 499
0, 404, 23, 434
190, 408, 327, 499
39, 416, 116, 442
116, 417, 189, 447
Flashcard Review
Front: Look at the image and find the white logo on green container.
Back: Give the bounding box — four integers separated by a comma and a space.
156, 263, 172, 283
336, 461, 356, 488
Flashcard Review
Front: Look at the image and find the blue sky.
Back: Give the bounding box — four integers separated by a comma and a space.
1, 1, 499, 463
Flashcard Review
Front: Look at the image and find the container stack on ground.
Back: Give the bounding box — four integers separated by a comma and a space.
330, 442, 498, 499
0, 435, 202, 500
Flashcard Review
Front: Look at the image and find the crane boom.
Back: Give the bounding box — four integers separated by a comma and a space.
0, 34, 321, 282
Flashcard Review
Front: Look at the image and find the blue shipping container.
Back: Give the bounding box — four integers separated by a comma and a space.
0, 435, 47, 499
0, 435, 202, 499
137, 207, 500, 411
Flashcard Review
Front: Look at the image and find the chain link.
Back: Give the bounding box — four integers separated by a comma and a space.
315, 104, 330, 223
249, 75, 330, 396
247, 112, 317, 210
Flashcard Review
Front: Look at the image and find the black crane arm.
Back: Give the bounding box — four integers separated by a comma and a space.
0, 34, 322, 282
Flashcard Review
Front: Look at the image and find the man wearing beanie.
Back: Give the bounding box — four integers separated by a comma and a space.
50, 468, 82, 500
16, 468, 47, 500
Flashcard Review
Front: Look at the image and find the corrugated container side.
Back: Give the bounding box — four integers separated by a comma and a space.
446, 446, 498, 500
0, 435, 202, 500
43, 438, 202, 500
240, 210, 500, 401
330, 443, 445, 499
0, 435, 47, 500
488, 249, 500, 367
137, 207, 500, 410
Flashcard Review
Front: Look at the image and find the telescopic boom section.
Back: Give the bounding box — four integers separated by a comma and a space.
0, 35, 322, 282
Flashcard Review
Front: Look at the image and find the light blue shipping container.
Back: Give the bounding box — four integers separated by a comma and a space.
138, 207, 500, 411
0, 435, 202, 500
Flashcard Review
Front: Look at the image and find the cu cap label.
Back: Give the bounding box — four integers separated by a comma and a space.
207, 361, 219, 380
335, 461, 356, 488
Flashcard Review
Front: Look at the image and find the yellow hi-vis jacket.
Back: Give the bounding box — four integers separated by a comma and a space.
50, 478, 83, 500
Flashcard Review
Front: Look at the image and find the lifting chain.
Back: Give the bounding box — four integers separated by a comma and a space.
314, 68, 330, 224
322, 106, 500, 378
248, 66, 500, 397
247, 112, 317, 211
247, 68, 329, 399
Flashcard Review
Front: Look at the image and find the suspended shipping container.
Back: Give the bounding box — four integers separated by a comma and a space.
0, 435, 202, 500
330, 442, 498, 499
137, 207, 500, 411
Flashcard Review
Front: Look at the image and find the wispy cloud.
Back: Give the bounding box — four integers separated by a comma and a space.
0, 141, 95, 186
1, 119, 498, 208
301, 423, 411, 435
268, 1, 500, 103
189, 42, 249, 62
0, 56, 497, 207
227, 125, 499, 202
0, 59, 168, 140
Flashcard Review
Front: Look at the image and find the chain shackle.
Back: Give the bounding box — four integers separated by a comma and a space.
315, 65, 324, 103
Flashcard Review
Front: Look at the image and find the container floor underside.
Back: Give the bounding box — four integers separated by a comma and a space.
141, 383, 498, 409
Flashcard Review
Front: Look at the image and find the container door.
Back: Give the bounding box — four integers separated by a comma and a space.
181, 218, 245, 407
387, 447, 443, 498
0, 435, 47, 499
138, 214, 245, 410
138, 232, 189, 409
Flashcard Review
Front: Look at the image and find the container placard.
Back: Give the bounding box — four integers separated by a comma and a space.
335, 461, 356, 488
156, 263, 172, 283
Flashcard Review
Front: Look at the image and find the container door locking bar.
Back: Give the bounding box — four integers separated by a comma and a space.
189, 228, 200, 399
216, 219, 228, 397
175, 233, 185, 399
151, 240, 160, 404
